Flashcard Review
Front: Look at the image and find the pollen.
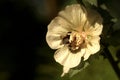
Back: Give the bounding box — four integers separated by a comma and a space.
67, 31, 87, 52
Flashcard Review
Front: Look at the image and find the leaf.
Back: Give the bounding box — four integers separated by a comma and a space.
112, 19, 120, 31
69, 55, 118, 80
59, 0, 78, 9
107, 29, 120, 46
105, 0, 120, 18
108, 46, 117, 61
103, 0, 120, 30
82, 0, 98, 7
69, 62, 89, 77
111, 18, 117, 23
100, 4, 108, 11
108, 45, 120, 61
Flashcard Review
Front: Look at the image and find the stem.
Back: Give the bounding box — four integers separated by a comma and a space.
104, 46, 120, 79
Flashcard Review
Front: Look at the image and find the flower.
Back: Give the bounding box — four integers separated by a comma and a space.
46, 4, 103, 77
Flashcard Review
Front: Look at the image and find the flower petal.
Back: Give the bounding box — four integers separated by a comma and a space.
54, 46, 69, 64
86, 23, 103, 36
54, 46, 85, 68
46, 17, 72, 49
83, 49, 91, 61
87, 8, 103, 26
84, 36, 100, 60
58, 4, 87, 31
46, 32, 64, 49
84, 8, 103, 36
61, 66, 70, 77
87, 36, 100, 54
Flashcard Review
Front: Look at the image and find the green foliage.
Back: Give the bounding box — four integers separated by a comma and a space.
66, 56, 118, 80
82, 0, 98, 7
59, 0, 78, 9
69, 62, 89, 77
108, 45, 120, 61
108, 30, 120, 46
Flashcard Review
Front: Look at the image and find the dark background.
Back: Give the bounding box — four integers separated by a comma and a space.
0, 0, 54, 80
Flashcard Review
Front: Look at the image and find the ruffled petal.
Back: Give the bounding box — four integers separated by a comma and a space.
87, 36, 100, 53
84, 36, 100, 60
84, 8, 103, 36
83, 40, 100, 61
54, 46, 69, 64
54, 46, 85, 68
86, 23, 103, 36
46, 32, 64, 49
83, 49, 91, 61
46, 17, 72, 49
58, 4, 87, 31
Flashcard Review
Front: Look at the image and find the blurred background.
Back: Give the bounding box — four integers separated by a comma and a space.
0, 0, 119, 80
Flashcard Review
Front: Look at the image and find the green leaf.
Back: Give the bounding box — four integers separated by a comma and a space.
103, 0, 120, 30
111, 18, 118, 23
105, 0, 120, 18
112, 19, 120, 30
107, 29, 120, 46
108, 46, 120, 61
82, 0, 98, 7
60, 0, 78, 9
69, 62, 89, 77
69, 55, 118, 80
100, 4, 108, 11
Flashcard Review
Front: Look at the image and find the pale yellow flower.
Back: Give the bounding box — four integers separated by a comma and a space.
46, 4, 103, 77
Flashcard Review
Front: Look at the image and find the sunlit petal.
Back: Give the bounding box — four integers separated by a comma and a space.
46, 17, 72, 49
86, 23, 103, 36
59, 4, 87, 31
54, 46, 85, 68
84, 36, 100, 60
54, 46, 69, 64
87, 36, 100, 54
83, 49, 91, 61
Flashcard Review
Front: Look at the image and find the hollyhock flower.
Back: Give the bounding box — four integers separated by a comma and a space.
46, 4, 103, 77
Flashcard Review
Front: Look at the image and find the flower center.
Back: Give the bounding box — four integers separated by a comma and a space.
62, 31, 87, 53
69, 31, 87, 52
